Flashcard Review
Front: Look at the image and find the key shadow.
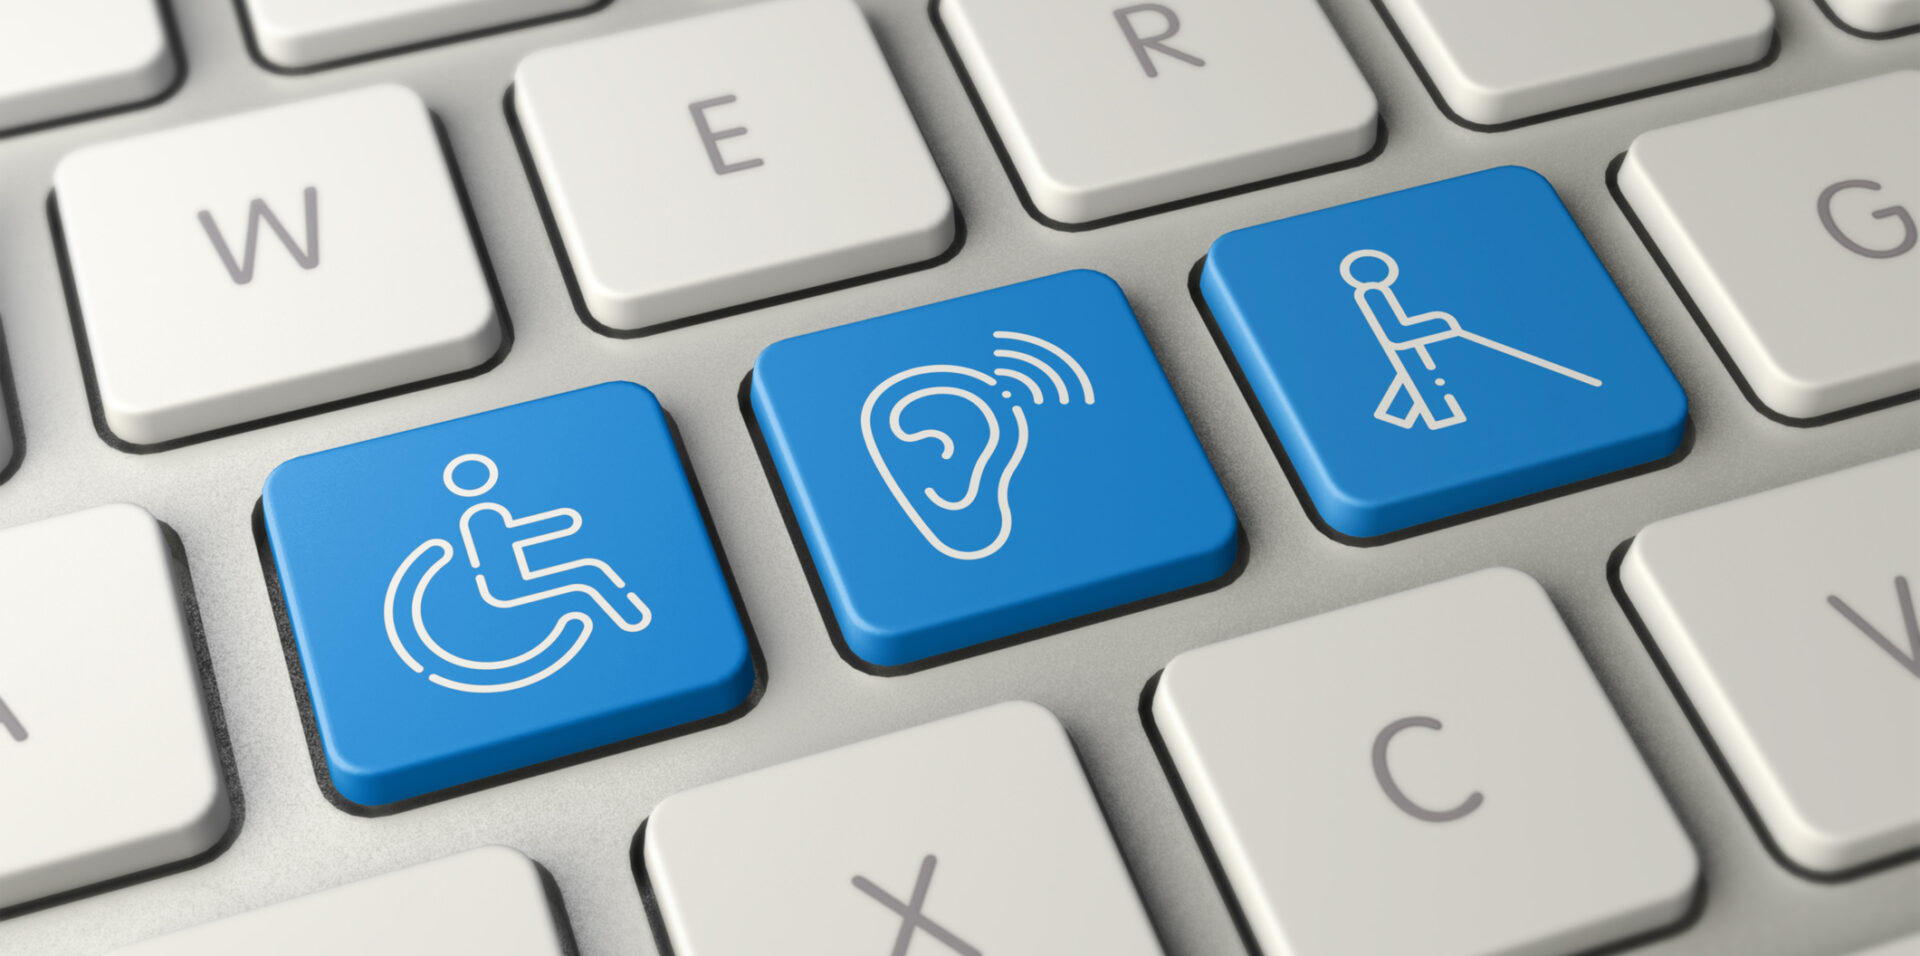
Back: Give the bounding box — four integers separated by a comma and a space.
0, 310, 22, 486
0, 521, 245, 923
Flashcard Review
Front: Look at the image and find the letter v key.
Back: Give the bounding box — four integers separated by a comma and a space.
1827, 575, 1920, 679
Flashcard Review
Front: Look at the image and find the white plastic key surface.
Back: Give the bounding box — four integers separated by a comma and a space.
0, 505, 229, 911
940, 0, 1377, 224
1154, 568, 1698, 956
0, 1, 176, 133
1622, 451, 1920, 875
645, 701, 1162, 956
1380, 0, 1773, 126
108, 846, 568, 954
53, 85, 500, 446
513, 0, 954, 330
1827, 0, 1920, 33
1620, 71, 1920, 420
241, 0, 601, 70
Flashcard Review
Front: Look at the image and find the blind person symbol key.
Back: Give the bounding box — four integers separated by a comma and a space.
1201, 166, 1689, 538
1342, 249, 1601, 430
385, 453, 655, 694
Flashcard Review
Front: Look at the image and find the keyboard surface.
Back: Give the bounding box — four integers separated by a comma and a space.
0, 1, 1916, 954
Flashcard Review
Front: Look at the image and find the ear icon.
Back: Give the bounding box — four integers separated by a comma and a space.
861, 332, 1093, 561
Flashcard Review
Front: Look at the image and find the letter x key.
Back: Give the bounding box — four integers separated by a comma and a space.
851, 855, 980, 956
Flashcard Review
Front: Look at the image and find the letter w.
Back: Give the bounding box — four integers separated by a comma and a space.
198, 187, 320, 285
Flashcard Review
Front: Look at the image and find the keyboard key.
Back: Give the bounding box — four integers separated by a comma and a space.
751, 270, 1238, 669
263, 382, 754, 808
0, 1, 177, 134
1825, 0, 1920, 33
940, 0, 1377, 224
1203, 166, 1686, 539
240, 0, 601, 71
1380, 0, 1774, 126
644, 701, 1160, 956
1153, 568, 1698, 956
0, 505, 230, 910
1620, 71, 1919, 421
513, 0, 954, 331
1620, 450, 1920, 875
53, 84, 501, 447
109, 846, 568, 954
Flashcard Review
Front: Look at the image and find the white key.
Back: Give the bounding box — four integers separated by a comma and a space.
240, 0, 602, 71
0, 505, 229, 911
940, 0, 1377, 225
513, 0, 954, 331
0, 1, 176, 133
1154, 568, 1697, 956
53, 85, 501, 446
1620, 71, 1920, 420
1826, 0, 1920, 33
1380, 0, 1773, 126
645, 701, 1161, 956
1621, 451, 1920, 874
107, 846, 568, 954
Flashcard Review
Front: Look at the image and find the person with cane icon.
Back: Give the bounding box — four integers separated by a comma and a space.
1341, 248, 1602, 431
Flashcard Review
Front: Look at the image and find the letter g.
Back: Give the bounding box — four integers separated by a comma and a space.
1818, 180, 1916, 259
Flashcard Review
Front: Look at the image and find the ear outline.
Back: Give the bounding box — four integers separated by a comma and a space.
861, 364, 1028, 561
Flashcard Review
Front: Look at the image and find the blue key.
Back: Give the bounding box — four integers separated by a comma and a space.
1202, 166, 1687, 539
262, 382, 755, 808
752, 270, 1239, 670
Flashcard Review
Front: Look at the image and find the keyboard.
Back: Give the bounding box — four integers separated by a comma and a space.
1, 0, 1916, 953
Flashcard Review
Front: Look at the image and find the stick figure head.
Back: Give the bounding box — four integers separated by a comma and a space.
443, 454, 498, 498
1340, 249, 1399, 289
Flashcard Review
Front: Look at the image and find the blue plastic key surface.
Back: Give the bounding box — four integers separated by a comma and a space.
1202, 166, 1687, 539
752, 270, 1239, 669
263, 382, 754, 807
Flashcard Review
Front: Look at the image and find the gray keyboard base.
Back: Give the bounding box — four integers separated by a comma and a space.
0, 1, 1915, 953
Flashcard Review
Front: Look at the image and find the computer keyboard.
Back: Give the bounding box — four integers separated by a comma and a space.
0, 1, 1915, 954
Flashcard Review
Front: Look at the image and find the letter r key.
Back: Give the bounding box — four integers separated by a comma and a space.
941, 0, 1377, 224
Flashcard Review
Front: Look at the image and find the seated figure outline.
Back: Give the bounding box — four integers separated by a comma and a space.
383, 453, 653, 694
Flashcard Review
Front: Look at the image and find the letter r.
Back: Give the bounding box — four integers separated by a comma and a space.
1114, 3, 1205, 78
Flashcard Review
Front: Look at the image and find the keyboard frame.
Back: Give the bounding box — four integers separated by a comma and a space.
0, 1, 1915, 953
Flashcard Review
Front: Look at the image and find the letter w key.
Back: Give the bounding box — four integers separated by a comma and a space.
199, 186, 320, 284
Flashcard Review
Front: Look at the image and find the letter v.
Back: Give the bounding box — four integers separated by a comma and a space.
198, 186, 320, 285
1827, 575, 1920, 679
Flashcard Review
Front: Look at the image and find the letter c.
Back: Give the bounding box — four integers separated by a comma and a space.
1372, 716, 1484, 823
1818, 180, 1916, 259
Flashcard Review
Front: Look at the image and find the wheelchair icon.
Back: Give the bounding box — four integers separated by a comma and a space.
382, 454, 654, 694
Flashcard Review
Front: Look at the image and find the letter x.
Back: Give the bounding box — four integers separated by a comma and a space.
851, 855, 981, 956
